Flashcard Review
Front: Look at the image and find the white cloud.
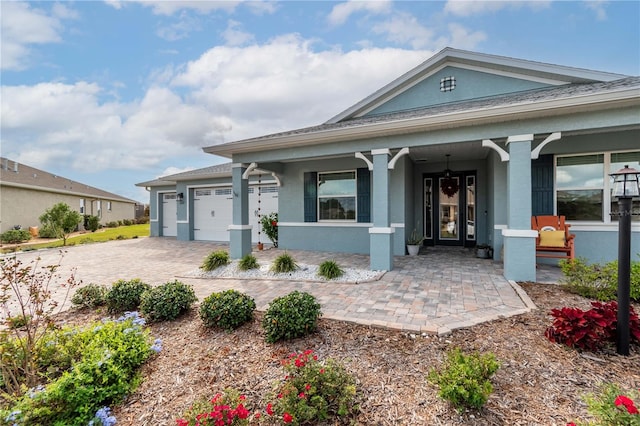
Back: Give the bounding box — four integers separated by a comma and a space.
0, 1, 75, 70
446, 23, 487, 49
371, 11, 435, 49
171, 34, 428, 140
444, 0, 551, 17
134, 1, 239, 16
370, 12, 486, 51
585, 1, 608, 21
221, 20, 255, 46
328, 0, 392, 26
2, 36, 428, 176
156, 11, 202, 41
159, 166, 196, 178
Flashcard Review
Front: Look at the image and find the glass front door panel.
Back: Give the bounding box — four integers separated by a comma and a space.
466, 175, 476, 240
424, 178, 433, 240
439, 177, 459, 240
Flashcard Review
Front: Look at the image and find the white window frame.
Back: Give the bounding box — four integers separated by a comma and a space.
317, 170, 357, 222
555, 149, 640, 224
107, 201, 112, 212
79, 198, 85, 214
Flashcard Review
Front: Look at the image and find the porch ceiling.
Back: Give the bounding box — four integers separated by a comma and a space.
409, 140, 491, 163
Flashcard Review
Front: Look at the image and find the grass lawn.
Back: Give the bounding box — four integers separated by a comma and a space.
2, 224, 150, 253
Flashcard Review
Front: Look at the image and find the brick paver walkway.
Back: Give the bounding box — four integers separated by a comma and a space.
2, 237, 561, 335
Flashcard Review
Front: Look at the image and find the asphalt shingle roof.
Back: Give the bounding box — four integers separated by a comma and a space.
0, 157, 137, 203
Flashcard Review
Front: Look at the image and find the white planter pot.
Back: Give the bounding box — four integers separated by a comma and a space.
407, 244, 420, 256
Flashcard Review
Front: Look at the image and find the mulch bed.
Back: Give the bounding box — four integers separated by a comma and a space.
58, 283, 639, 426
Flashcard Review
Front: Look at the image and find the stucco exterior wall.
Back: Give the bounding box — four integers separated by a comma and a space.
0, 186, 135, 234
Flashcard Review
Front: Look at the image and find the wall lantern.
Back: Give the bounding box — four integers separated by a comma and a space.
610, 165, 640, 355
176, 192, 184, 203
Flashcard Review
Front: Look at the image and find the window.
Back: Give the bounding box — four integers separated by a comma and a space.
79, 199, 85, 214
107, 201, 112, 212
96, 200, 102, 218
318, 171, 356, 221
556, 151, 640, 222
440, 76, 456, 92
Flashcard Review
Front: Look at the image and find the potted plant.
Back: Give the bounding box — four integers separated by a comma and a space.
476, 244, 492, 259
406, 229, 425, 256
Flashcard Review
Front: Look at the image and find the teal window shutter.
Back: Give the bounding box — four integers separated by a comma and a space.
356, 168, 370, 222
532, 154, 554, 215
304, 172, 317, 222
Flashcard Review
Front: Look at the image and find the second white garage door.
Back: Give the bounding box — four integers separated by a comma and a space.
193, 186, 278, 242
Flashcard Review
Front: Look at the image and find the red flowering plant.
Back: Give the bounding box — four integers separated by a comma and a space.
262, 350, 358, 425
176, 388, 252, 426
545, 301, 640, 351
569, 383, 640, 426
260, 212, 278, 247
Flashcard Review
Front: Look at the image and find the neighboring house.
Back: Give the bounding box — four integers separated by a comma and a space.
142, 47, 640, 282
136, 163, 279, 242
0, 157, 138, 234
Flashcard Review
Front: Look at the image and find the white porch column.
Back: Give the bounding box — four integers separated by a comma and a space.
229, 163, 252, 259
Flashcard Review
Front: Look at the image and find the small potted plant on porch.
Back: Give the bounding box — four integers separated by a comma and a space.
476, 243, 492, 259
406, 229, 425, 256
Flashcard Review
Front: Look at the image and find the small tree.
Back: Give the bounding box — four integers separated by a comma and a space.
39, 203, 82, 246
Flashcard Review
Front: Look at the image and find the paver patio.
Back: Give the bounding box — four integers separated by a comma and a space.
1, 237, 562, 334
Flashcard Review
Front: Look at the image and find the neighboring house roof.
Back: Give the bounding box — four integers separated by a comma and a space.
327, 47, 629, 123
0, 157, 137, 203
136, 162, 275, 186
204, 75, 640, 157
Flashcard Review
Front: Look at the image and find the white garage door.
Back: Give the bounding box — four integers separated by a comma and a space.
193, 188, 233, 241
250, 186, 279, 242
191, 185, 279, 242
162, 193, 177, 237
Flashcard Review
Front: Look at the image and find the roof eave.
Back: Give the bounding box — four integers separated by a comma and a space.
1, 181, 138, 203
203, 88, 639, 158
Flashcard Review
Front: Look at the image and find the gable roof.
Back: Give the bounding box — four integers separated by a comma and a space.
136, 162, 277, 187
204, 75, 640, 158
327, 47, 629, 123
0, 157, 137, 203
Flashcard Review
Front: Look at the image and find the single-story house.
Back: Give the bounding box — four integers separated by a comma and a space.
141, 47, 640, 282
136, 163, 279, 243
0, 157, 139, 234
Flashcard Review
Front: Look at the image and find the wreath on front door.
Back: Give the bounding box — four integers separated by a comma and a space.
440, 175, 459, 197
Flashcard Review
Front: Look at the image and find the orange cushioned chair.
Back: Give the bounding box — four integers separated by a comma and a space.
531, 215, 575, 260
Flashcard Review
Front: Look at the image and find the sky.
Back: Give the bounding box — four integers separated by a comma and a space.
1, 1, 639, 203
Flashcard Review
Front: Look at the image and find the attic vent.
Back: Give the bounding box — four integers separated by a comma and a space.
440, 76, 456, 92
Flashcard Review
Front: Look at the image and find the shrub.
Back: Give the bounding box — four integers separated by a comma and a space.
262, 291, 321, 343
238, 254, 259, 271
123, 219, 133, 226
581, 383, 640, 425
39, 202, 82, 245
0, 229, 31, 244
260, 212, 278, 247
560, 257, 640, 302
317, 260, 344, 280
199, 289, 256, 331
0, 254, 79, 396
71, 283, 108, 309
202, 250, 230, 272
2, 313, 154, 425
271, 252, 298, 274
428, 347, 500, 411
84, 215, 100, 232
37, 224, 57, 238
105, 221, 118, 228
177, 388, 251, 426
139, 280, 197, 322
105, 278, 151, 314
265, 350, 358, 424
545, 301, 640, 351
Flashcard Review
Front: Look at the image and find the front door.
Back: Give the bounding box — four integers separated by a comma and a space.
424, 173, 476, 247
